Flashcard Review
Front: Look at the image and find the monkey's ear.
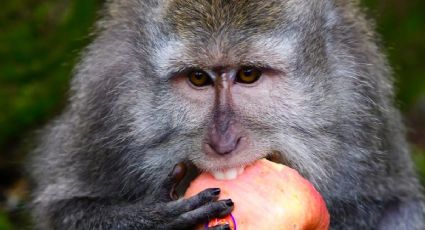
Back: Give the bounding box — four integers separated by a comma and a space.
162, 163, 187, 201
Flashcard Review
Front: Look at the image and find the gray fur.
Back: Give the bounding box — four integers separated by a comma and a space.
30, 0, 425, 229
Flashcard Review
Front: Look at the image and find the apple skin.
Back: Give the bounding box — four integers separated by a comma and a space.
184, 159, 330, 230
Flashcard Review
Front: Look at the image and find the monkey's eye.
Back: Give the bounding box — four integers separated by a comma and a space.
236, 67, 262, 84
188, 70, 212, 88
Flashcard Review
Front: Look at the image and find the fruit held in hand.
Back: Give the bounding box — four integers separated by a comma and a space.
184, 159, 330, 230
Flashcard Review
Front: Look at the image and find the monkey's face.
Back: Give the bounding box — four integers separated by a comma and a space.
150, 33, 334, 182
169, 65, 285, 179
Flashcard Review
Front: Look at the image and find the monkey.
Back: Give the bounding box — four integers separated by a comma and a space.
29, 0, 425, 229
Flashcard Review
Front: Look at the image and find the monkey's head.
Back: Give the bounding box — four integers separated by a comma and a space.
76, 0, 386, 193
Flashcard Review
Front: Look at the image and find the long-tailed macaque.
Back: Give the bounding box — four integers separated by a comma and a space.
30, 0, 425, 229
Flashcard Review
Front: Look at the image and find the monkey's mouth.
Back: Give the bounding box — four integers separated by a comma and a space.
208, 151, 287, 181
177, 151, 287, 196
209, 167, 245, 180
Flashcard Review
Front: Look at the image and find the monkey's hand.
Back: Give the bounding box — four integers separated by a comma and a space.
153, 163, 234, 230
44, 163, 233, 230
155, 188, 233, 229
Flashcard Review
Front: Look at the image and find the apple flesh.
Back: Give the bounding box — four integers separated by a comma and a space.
184, 159, 330, 230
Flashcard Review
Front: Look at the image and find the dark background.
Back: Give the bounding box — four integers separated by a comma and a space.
0, 0, 424, 229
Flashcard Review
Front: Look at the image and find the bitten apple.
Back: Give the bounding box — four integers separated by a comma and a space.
184, 159, 330, 230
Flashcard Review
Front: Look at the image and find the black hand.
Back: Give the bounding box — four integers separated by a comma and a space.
157, 190, 233, 229
147, 163, 233, 229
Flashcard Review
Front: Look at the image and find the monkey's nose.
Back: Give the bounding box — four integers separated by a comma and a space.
208, 132, 242, 155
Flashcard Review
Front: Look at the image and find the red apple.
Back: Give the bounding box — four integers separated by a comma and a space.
184, 159, 330, 230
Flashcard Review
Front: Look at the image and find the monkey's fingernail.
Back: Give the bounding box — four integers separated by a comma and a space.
224, 199, 233, 207
211, 188, 221, 196
170, 163, 187, 181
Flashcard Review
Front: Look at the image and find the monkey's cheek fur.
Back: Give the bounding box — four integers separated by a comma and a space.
185, 159, 330, 230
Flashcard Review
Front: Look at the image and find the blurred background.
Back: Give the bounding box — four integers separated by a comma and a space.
0, 0, 424, 229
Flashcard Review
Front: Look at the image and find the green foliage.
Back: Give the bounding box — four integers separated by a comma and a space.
362, 0, 425, 109
0, 1, 101, 228
0, 0, 101, 150
0, 211, 13, 230
413, 147, 425, 185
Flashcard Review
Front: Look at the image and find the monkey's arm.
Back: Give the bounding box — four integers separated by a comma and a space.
43, 190, 232, 230
34, 164, 233, 230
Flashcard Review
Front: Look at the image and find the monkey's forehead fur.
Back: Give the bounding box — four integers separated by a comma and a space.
100, 0, 345, 75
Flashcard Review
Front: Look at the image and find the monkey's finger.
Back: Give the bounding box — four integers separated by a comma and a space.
158, 162, 187, 201
168, 199, 234, 229
169, 162, 187, 200
167, 188, 221, 213
208, 224, 231, 230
